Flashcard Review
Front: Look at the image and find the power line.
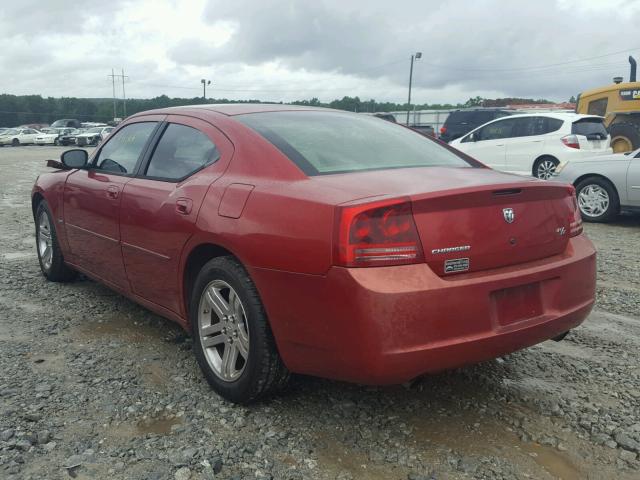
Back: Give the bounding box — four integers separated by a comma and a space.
417, 47, 640, 72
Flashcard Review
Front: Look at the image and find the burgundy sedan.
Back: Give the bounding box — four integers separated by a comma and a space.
32, 104, 596, 403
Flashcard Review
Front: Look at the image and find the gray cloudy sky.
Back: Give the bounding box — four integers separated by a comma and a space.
1, 0, 639, 104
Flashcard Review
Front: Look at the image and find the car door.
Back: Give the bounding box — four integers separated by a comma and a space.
16, 129, 28, 143
22, 129, 37, 143
457, 118, 516, 170
628, 151, 640, 205
504, 117, 546, 175
63, 118, 162, 289
119, 115, 234, 314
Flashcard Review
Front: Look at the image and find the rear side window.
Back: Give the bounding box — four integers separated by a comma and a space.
476, 118, 517, 140
545, 118, 563, 133
145, 124, 220, 181
238, 111, 471, 175
587, 98, 608, 117
514, 117, 546, 137
572, 118, 608, 139
94, 122, 157, 174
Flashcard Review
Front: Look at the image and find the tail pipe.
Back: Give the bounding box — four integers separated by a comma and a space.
630, 56, 637, 82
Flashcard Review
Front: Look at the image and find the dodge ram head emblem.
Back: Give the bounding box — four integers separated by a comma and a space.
503, 208, 515, 224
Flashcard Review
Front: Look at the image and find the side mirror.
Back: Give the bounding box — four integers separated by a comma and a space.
61, 149, 88, 169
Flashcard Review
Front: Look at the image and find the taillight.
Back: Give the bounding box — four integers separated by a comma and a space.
561, 134, 580, 149
440, 126, 447, 134
567, 185, 583, 236
334, 199, 424, 267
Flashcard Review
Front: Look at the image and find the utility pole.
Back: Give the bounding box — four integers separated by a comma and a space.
108, 69, 129, 122
201, 79, 211, 100
406, 52, 422, 125
109, 68, 117, 121
121, 69, 128, 117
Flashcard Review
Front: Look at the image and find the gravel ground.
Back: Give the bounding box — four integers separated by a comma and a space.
1, 146, 639, 480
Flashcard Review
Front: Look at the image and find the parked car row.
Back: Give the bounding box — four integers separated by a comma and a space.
0, 125, 114, 147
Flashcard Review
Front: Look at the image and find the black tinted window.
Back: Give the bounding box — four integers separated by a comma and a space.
477, 119, 517, 140
145, 124, 220, 180
446, 111, 476, 124
514, 117, 547, 137
238, 111, 471, 175
94, 122, 156, 174
545, 118, 563, 133
572, 119, 608, 138
587, 98, 608, 116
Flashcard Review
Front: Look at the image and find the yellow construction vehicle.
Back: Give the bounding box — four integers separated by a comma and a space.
576, 56, 640, 152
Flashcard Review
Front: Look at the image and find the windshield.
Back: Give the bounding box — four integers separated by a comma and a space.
87, 127, 103, 133
1, 129, 18, 136
237, 111, 472, 175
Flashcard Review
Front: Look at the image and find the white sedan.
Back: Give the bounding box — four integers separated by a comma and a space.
450, 113, 612, 179
554, 148, 640, 222
0, 128, 42, 146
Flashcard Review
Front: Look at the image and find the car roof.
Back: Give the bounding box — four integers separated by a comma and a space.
133, 103, 340, 118
495, 112, 603, 121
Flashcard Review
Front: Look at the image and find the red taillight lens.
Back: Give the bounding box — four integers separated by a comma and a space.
335, 199, 424, 267
561, 134, 580, 149
440, 126, 447, 134
567, 185, 583, 236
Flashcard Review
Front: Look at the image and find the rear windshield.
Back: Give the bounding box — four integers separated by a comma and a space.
237, 111, 471, 175
572, 118, 608, 139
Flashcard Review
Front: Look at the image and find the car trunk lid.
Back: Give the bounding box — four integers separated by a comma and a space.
410, 182, 574, 276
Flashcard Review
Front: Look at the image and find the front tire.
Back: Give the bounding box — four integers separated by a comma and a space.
11, 138, 20, 147
35, 201, 77, 282
191, 256, 289, 404
575, 176, 619, 223
533, 156, 559, 179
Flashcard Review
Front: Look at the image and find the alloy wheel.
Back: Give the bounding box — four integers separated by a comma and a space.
37, 211, 53, 270
578, 184, 610, 218
536, 159, 557, 180
197, 280, 250, 382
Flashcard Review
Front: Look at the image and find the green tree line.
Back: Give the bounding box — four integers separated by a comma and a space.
0, 93, 552, 127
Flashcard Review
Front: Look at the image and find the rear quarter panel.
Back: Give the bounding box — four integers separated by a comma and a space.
188, 114, 358, 276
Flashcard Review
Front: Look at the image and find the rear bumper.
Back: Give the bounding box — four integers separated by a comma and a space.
251, 235, 596, 385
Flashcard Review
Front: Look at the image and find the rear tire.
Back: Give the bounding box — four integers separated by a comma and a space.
35, 201, 77, 282
190, 256, 289, 404
575, 176, 619, 223
609, 123, 640, 153
12, 138, 19, 147
533, 156, 559, 179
